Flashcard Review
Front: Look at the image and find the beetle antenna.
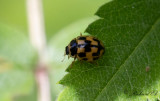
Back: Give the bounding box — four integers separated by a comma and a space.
61, 56, 65, 62
61, 53, 66, 62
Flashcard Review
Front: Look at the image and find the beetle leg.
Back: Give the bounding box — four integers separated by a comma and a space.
70, 61, 73, 68
70, 55, 77, 68
79, 60, 83, 65
90, 61, 98, 66
61, 56, 65, 62
68, 55, 70, 59
70, 60, 75, 68
74, 56, 77, 61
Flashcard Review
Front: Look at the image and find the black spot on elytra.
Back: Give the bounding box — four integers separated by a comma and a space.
93, 38, 100, 43
91, 45, 98, 48
70, 47, 77, 56
85, 40, 91, 44
70, 39, 77, 56
84, 40, 91, 52
78, 53, 86, 57
92, 53, 99, 56
82, 58, 88, 61
70, 40, 76, 46
77, 40, 92, 52
78, 37, 86, 40
93, 57, 99, 60
85, 46, 91, 52
93, 38, 105, 55
97, 45, 103, 54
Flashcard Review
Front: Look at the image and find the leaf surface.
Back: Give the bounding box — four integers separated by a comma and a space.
0, 24, 36, 101
0, 23, 35, 67
58, 0, 160, 101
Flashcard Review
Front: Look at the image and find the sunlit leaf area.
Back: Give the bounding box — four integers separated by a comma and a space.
0, 0, 107, 101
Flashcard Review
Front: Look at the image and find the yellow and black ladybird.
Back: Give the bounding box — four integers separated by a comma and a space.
65, 34, 105, 62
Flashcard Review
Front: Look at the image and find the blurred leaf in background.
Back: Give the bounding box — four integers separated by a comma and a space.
0, 0, 27, 32
43, 0, 107, 39
0, 23, 36, 101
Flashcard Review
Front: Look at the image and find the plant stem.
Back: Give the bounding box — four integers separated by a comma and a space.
26, 0, 51, 101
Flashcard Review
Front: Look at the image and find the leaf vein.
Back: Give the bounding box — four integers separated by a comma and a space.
94, 17, 160, 101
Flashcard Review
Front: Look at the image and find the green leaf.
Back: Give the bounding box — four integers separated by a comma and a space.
0, 23, 36, 101
0, 23, 36, 68
0, 69, 35, 101
58, 0, 160, 101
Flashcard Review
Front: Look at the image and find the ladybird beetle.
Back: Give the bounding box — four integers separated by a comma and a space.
63, 34, 105, 63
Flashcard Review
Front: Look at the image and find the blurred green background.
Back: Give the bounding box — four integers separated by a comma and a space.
0, 0, 106, 101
